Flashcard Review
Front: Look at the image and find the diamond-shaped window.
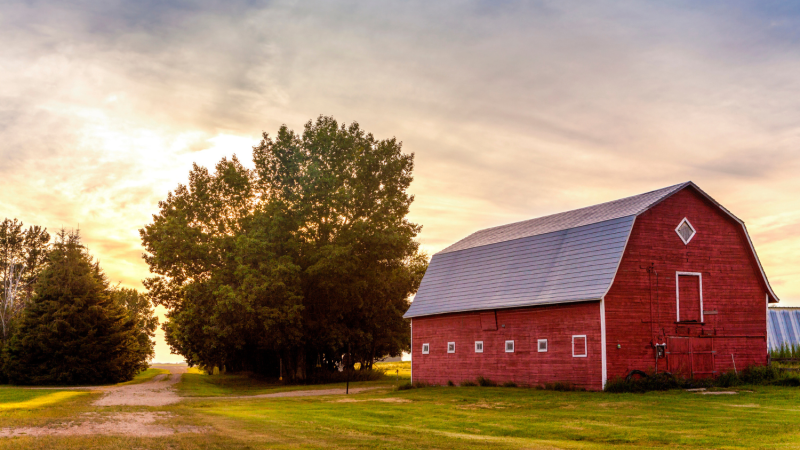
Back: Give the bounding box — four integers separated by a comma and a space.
675, 218, 696, 245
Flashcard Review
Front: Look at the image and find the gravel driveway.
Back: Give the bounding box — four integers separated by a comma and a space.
93, 364, 187, 407
1, 364, 388, 437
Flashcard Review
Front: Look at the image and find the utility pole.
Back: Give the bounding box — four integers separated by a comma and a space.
346, 343, 351, 395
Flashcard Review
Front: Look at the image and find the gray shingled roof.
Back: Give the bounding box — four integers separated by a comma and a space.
404, 182, 778, 319
439, 183, 687, 254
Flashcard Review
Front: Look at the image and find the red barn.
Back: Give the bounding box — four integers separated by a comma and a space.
404, 182, 779, 390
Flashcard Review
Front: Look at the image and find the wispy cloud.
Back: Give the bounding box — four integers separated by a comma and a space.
2, 0, 800, 361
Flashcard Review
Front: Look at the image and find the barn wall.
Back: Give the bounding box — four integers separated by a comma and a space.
411, 302, 603, 390
604, 187, 769, 381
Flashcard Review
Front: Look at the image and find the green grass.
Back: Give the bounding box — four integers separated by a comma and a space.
184, 384, 800, 449
0, 391, 88, 410
115, 367, 170, 386
0, 387, 87, 407
176, 369, 392, 397
3, 371, 800, 449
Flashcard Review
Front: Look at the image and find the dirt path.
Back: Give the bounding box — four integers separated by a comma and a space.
93, 364, 187, 407
0, 412, 206, 437
2, 365, 390, 437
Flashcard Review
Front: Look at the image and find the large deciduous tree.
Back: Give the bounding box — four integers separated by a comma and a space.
110, 286, 159, 366
0, 218, 50, 341
141, 116, 426, 379
4, 230, 150, 385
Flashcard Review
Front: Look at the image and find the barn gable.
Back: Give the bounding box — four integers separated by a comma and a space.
405, 182, 778, 319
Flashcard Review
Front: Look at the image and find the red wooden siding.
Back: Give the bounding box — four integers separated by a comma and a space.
411, 302, 603, 390
604, 187, 769, 381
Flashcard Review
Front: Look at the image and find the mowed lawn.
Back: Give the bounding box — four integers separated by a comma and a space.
188, 385, 800, 449
1, 364, 800, 449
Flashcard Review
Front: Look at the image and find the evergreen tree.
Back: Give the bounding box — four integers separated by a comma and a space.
4, 230, 149, 385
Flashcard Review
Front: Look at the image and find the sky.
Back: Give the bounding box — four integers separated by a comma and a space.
2, 1, 799, 363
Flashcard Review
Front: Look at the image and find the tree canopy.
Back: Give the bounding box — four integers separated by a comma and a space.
4, 230, 153, 385
0, 218, 50, 340
141, 116, 426, 379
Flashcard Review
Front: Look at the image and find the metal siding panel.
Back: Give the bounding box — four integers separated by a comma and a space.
792, 311, 800, 347
782, 313, 797, 346
768, 310, 781, 350
767, 308, 800, 350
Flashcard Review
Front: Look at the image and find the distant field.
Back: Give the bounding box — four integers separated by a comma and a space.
117, 368, 169, 386
374, 361, 411, 380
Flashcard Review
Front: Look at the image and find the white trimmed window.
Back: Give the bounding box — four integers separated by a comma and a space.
475, 341, 484, 353
538, 339, 548, 352
447, 342, 455, 353
676, 272, 703, 323
675, 218, 696, 245
505, 340, 515, 353
422, 343, 429, 354
572, 335, 587, 358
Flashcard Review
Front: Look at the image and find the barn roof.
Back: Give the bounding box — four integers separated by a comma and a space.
404, 182, 778, 319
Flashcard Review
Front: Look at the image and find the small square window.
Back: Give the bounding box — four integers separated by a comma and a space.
505, 340, 515, 353
475, 341, 484, 353
422, 343, 429, 354
572, 335, 587, 358
538, 339, 548, 352
447, 342, 455, 353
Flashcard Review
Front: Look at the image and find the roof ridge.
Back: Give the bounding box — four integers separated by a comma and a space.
476, 182, 688, 234
438, 182, 690, 254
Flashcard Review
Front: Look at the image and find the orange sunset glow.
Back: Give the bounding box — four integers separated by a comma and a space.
2, 1, 799, 364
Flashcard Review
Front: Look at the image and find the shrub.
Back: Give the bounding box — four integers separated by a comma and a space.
397, 380, 430, 390
501, 381, 518, 388
741, 364, 780, 385
606, 364, 789, 393
477, 376, 496, 387
447, 380, 455, 386
715, 371, 739, 388
605, 372, 683, 393
460, 380, 478, 387
541, 382, 583, 392
772, 376, 800, 387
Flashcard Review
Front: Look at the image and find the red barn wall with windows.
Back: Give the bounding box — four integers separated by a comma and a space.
604, 187, 769, 380
411, 302, 603, 390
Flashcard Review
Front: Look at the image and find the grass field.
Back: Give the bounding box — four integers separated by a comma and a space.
2, 367, 800, 448
374, 361, 411, 380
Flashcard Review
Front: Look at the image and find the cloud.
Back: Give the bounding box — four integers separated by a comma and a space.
2, 1, 800, 363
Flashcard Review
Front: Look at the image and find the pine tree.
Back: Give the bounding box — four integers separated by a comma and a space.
4, 230, 149, 385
